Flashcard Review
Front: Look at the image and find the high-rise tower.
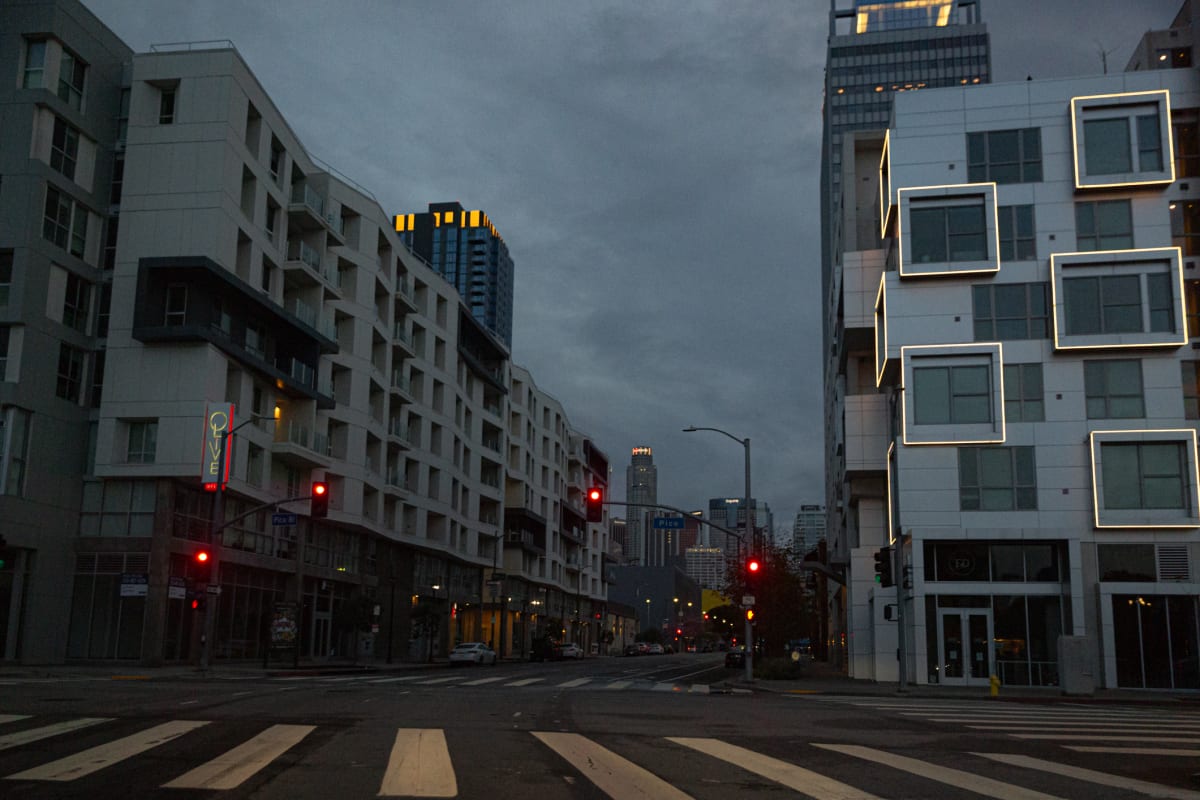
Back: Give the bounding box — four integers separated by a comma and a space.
625, 446, 657, 565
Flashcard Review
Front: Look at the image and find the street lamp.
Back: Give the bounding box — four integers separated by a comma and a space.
644, 597, 651, 632
684, 424, 753, 681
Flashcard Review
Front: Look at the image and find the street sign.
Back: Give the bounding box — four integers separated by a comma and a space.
272, 512, 298, 526
206, 585, 222, 595
652, 516, 685, 530
742, 594, 755, 607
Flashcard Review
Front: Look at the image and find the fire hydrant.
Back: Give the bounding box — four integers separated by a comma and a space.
989, 673, 1001, 698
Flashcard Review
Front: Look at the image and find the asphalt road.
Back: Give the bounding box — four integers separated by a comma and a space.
1, 653, 1197, 799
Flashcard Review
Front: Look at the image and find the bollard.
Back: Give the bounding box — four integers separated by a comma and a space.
989, 673, 1000, 698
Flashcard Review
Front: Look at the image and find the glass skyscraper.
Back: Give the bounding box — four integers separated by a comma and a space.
626, 446, 657, 565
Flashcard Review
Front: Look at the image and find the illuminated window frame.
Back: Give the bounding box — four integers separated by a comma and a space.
879, 130, 893, 238
1070, 90, 1174, 190
900, 343, 1005, 446
874, 272, 889, 387
897, 183, 1000, 278
1049, 247, 1186, 351
1088, 429, 1200, 529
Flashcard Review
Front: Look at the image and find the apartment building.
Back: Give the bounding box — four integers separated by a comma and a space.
831, 41, 1200, 688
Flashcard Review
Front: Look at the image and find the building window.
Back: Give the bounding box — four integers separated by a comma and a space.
23, 40, 46, 89
967, 128, 1042, 183
899, 185, 998, 276
0, 250, 11, 307
1084, 116, 1162, 175
246, 443, 264, 487
56, 342, 84, 402
1101, 441, 1187, 510
1063, 273, 1174, 335
0, 327, 9, 381
43, 186, 87, 259
1174, 109, 1199, 178
63, 271, 91, 333
110, 156, 124, 206
1072, 91, 1171, 187
1170, 199, 1200, 257
910, 203, 986, 264
0, 406, 31, 497
57, 50, 86, 110
1003, 363, 1043, 422
1084, 359, 1144, 418
97, 283, 111, 338
972, 282, 1048, 341
159, 85, 177, 124
126, 420, 157, 464
997, 204, 1035, 261
164, 284, 187, 326
50, 116, 79, 180
103, 217, 118, 271
1155, 47, 1193, 68
116, 88, 130, 146
959, 446, 1037, 511
912, 364, 991, 425
1076, 200, 1133, 251
90, 350, 105, 408
1183, 362, 1200, 419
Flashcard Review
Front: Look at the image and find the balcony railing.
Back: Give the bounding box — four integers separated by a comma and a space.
391, 371, 410, 393
291, 298, 317, 328
287, 240, 321, 272
392, 324, 411, 347
283, 358, 315, 389
386, 468, 405, 489
275, 419, 310, 449
388, 418, 408, 439
290, 184, 325, 217
321, 263, 341, 289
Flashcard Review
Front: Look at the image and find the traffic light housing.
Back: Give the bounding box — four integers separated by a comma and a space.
874, 546, 894, 587
190, 591, 207, 612
193, 549, 212, 584
586, 486, 603, 522
311, 481, 329, 518
746, 556, 761, 581
746, 608, 755, 622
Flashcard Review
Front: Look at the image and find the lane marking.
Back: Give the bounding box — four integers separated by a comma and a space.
0, 718, 111, 752
975, 752, 1200, 800
556, 678, 592, 688
604, 680, 632, 690
163, 724, 315, 790
0, 715, 31, 726
504, 678, 544, 687
1067, 746, 1200, 757
321, 676, 368, 683
652, 683, 678, 692
378, 728, 456, 798
813, 743, 1065, 800
669, 737, 878, 799
1011, 734, 1200, 744
7, 720, 209, 781
367, 676, 425, 684
462, 677, 507, 686
689, 685, 711, 695
417, 676, 464, 685
967, 725, 1199, 734
534, 731, 693, 799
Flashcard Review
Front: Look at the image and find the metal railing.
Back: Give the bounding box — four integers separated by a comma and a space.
290, 184, 325, 217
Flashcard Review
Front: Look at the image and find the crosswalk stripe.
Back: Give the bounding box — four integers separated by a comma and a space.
379, 728, 456, 798
162, 724, 315, 790
975, 752, 1200, 800
813, 744, 1066, 800
652, 683, 679, 692
367, 676, 424, 684
319, 676, 366, 683
967, 725, 1196, 734
1067, 746, 1200, 757
556, 678, 592, 688
504, 678, 543, 687
0, 715, 30, 726
7, 720, 209, 781
0, 718, 112, 752
534, 731, 692, 799
688, 685, 710, 695
417, 676, 464, 685
605, 680, 632, 690
669, 737, 879, 799
461, 677, 507, 686
915, 712, 1199, 722
1011, 734, 1200, 744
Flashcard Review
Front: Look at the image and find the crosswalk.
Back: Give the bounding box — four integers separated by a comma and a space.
2, 712, 1199, 798
268, 671, 741, 694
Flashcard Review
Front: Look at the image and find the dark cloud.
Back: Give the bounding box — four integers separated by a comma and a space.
83, 0, 1184, 532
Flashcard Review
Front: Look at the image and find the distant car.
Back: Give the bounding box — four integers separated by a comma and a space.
530, 637, 562, 662
623, 644, 641, 656
686, 644, 697, 653
725, 648, 746, 668
646, 643, 664, 655
449, 642, 497, 666
560, 643, 584, 659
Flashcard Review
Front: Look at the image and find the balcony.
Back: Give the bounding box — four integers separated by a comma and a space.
843, 393, 889, 477
284, 240, 321, 286
288, 184, 326, 231
387, 417, 410, 446
272, 419, 331, 468
290, 298, 317, 329
392, 323, 414, 357
384, 467, 407, 495
390, 370, 414, 402
842, 249, 886, 353
396, 278, 417, 313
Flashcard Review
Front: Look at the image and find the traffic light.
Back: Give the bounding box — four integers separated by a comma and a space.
675, 628, 682, 636
311, 481, 329, 518
193, 549, 212, 584
586, 486, 603, 522
190, 591, 207, 612
746, 608, 755, 622
874, 546, 894, 587
746, 556, 761, 581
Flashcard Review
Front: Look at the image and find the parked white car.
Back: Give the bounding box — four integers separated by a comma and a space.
448, 642, 497, 665
560, 642, 584, 659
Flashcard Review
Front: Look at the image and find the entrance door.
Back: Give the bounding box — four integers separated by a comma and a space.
937, 608, 993, 685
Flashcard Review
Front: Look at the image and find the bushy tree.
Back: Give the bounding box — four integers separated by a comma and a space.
722, 542, 809, 657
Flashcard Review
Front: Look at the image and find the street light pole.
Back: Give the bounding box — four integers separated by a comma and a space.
684, 425, 753, 682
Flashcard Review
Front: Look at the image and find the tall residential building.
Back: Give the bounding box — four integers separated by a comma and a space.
793, 504, 826, 555
827, 1, 1200, 689
684, 546, 726, 591
625, 446, 657, 565
395, 202, 514, 348
821, 0, 990, 674
706, 497, 771, 558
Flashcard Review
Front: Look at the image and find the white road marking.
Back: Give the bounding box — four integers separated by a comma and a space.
378, 728, 456, 797
504, 678, 544, 687
7, 720, 209, 781
670, 737, 879, 798
556, 678, 592, 688
814, 743, 1066, 800
534, 731, 693, 799
462, 676, 507, 686
163, 724, 315, 790
1011, 734, 1200, 744
0, 715, 30, 726
976, 752, 1200, 800
604, 680, 632, 690
367, 676, 424, 684
417, 676, 464, 685
1067, 746, 1200, 757
0, 718, 111, 752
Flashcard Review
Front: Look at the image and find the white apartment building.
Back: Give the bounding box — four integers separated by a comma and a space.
830, 52, 1200, 689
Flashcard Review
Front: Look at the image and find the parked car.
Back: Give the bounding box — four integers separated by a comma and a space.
623, 644, 641, 656
530, 636, 562, 662
560, 642, 584, 659
449, 642, 497, 666
646, 643, 664, 655
724, 647, 746, 668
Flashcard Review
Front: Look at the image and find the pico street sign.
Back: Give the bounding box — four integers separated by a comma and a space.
651, 516, 685, 530
272, 512, 298, 526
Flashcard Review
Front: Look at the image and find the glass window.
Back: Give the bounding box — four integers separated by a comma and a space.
57, 50, 86, 110
42, 186, 87, 259
1174, 110, 1199, 178
1063, 274, 1142, 335
959, 446, 1037, 511
997, 204, 1035, 261
1003, 363, 1043, 422
1170, 199, 1200, 257
913, 364, 991, 424
1183, 361, 1200, 419
0, 326, 9, 381
62, 271, 91, 333
127, 421, 157, 464
967, 128, 1042, 183
1098, 544, 1156, 581
1075, 200, 1133, 251
1101, 441, 1187, 510
926, 540, 990, 581
1137, 114, 1163, 172
159, 86, 176, 124
1084, 118, 1132, 175
1084, 359, 1144, 418
23, 40, 46, 89
56, 342, 84, 402
49, 116, 79, 181
0, 406, 31, 497
164, 284, 187, 326
909, 203, 986, 264
0, 250, 11, 308
973, 282, 1049, 340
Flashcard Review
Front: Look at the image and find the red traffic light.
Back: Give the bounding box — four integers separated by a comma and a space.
747, 558, 761, 574
585, 486, 603, 522
311, 481, 329, 518
675, 628, 682, 636
588, 488, 600, 502
313, 483, 327, 496
195, 550, 210, 563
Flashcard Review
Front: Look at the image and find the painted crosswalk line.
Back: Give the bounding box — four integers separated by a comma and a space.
417, 676, 464, 685
1067, 745, 1200, 757
162, 724, 315, 790
669, 737, 879, 799
7, 720, 209, 781
461, 676, 507, 686
976, 751, 1200, 800
556, 677, 592, 688
379, 728, 456, 798
0, 718, 112, 752
366, 676, 426, 684
813, 743, 1066, 800
0, 715, 30, 726
534, 731, 693, 799
503, 678, 544, 687
1011, 733, 1200, 744
604, 680, 632, 690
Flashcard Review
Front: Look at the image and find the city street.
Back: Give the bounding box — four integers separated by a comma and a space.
1, 654, 1198, 799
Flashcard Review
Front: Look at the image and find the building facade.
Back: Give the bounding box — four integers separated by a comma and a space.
625, 445, 657, 565
706, 497, 771, 558
829, 4, 1200, 688
793, 504, 827, 555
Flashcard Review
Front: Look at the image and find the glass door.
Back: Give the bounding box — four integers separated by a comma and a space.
937, 608, 993, 685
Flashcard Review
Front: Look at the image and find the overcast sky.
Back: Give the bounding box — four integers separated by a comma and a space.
83, 0, 1184, 533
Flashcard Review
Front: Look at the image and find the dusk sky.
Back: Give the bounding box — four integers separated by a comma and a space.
83, 0, 1185, 533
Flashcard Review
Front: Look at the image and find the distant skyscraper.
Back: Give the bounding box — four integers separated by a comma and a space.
395, 201, 514, 347
793, 505, 826, 555
685, 547, 727, 591
707, 497, 770, 557
625, 447, 657, 565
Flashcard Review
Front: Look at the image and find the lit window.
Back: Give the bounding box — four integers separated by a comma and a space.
967, 128, 1042, 184
1076, 200, 1133, 251
57, 50, 86, 110
1173, 109, 1199, 178
1170, 199, 1200, 257
1084, 360, 1145, 418
1003, 363, 1044, 422
127, 420, 158, 464
959, 446, 1037, 511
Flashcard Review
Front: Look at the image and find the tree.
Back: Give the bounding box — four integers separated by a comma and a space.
722, 542, 809, 657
